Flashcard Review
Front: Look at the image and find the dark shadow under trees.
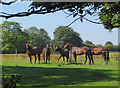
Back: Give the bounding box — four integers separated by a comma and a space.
2, 66, 118, 87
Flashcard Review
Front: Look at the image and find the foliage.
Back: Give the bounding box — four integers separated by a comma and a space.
0, 2, 119, 30
83, 40, 95, 47
2, 74, 21, 88
1, 21, 28, 53
105, 41, 113, 46
52, 26, 83, 51
96, 44, 103, 48
24, 27, 51, 49
99, 2, 120, 30
1, 20, 119, 53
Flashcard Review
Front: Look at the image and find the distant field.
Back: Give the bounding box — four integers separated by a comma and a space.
1, 52, 119, 87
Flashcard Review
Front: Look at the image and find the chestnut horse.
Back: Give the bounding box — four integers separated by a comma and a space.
42, 42, 51, 64
64, 42, 92, 65
55, 46, 69, 63
26, 42, 41, 64
90, 47, 109, 65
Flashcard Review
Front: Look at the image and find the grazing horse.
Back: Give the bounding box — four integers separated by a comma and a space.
55, 46, 69, 63
90, 47, 109, 65
26, 42, 41, 64
64, 42, 92, 65
42, 42, 51, 64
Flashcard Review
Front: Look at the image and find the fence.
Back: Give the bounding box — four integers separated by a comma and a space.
92, 51, 119, 60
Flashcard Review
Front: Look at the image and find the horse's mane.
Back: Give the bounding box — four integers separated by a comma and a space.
28, 45, 32, 50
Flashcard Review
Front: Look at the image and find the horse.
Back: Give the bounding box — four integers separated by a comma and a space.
64, 42, 92, 65
55, 46, 69, 63
42, 42, 51, 64
90, 47, 109, 65
26, 42, 41, 64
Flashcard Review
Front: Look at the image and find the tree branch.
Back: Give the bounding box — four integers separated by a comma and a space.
67, 17, 81, 27
0, 0, 17, 5
84, 18, 102, 24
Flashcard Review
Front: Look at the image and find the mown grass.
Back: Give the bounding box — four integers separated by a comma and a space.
1, 53, 119, 88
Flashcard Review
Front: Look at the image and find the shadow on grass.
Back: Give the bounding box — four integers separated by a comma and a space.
2, 65, 118, 87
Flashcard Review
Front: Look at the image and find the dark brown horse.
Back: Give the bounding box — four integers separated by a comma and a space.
55, 46, 69, 63
64, 42, 92, 65
26, 42, 41, 64
90, 47, 109, 65
42, 42, 51, 64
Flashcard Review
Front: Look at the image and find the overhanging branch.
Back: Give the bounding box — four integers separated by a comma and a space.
0, 0, 17, 5
84, 18, 102, 24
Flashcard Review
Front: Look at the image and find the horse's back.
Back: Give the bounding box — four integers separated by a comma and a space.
72, 46, 87, 55
90, 47, 107, 55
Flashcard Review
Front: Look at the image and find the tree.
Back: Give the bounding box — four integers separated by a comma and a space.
84, 40, 95, 47
0, 1, 119, 30
96, 44, 103, 47
1, 21, 28, 53
25, 27, 51, 49
99, 2, 120, 30
53, 26, 83, 49
105, 41, 113, 46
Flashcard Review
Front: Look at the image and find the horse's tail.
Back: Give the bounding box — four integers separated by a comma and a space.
106, 48, 109, 61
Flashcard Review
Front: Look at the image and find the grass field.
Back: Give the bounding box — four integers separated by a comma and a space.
1, 53, 119, 88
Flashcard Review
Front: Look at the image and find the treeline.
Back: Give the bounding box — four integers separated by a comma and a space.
1, 21, 119, 54
83, 40, 120, 51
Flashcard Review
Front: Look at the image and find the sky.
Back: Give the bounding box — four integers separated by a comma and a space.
0, 1, 119, 46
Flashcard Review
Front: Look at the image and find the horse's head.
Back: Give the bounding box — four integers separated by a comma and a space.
46, 42, 50, 48
26, 42, 32, 50
64, 42, 72, 50
26, 42, 29, 49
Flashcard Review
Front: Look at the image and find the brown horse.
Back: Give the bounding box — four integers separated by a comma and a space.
42, 42, 51, 64
64, 42, 92, 65
55, 46, 69, 63
90, 47, 109, 65
26, 42, 41, 64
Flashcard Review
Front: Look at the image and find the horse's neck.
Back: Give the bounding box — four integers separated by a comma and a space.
58, 48, 63, 54
28, 45, 32, 50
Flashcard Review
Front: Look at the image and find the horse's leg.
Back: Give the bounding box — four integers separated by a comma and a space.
88, 54, 92, 65
70, 50, 72, 64
38, 54, 40, 64
28, 54, 32, 64
106, 49, 109, 65
90, 54, 94, 65
66, 56, 68, 63
74, 53, 77, 65
45, 52, 47, 64
48, 55, 50, 64
84, 53, 88, 65
42, 54, 45, 61
57, 55, 62, 63
34, 54, 37, 64
63, 56, 65, 62
103, 53, 106, 65
63, 56, 65, 64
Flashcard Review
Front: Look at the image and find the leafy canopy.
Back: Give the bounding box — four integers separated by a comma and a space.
0, 1, 119, 30
53, 26, 83, 48
1, 21, 28, 53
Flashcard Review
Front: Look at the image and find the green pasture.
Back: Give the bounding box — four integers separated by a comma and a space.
1, 53, 119, 88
